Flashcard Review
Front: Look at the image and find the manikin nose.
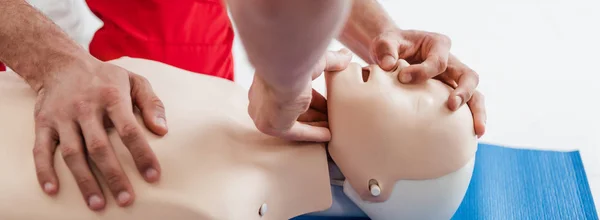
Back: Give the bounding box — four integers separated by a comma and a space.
325, 60, 410, 91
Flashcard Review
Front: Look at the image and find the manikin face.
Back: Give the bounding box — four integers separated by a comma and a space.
325, 60, 478, 202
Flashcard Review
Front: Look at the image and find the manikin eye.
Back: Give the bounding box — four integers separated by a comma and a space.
361, 67, 370, 82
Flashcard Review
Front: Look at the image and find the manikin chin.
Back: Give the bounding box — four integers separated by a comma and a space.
325, 60, 478, 220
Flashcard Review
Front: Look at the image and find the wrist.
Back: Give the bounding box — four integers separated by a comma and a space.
22, 50, 96, 92
254, 72, 312, 105
338, 15, 397, 63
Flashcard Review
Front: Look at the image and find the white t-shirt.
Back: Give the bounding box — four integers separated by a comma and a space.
25, 0, 101, 49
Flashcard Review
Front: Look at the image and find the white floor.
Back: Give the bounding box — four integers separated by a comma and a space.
30, 0, 600, 215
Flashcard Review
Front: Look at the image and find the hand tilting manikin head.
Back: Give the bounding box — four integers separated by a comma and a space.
326, 60, 478, 219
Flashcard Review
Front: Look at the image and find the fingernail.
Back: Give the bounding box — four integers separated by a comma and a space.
88, 195, 104, 209
453, 96, 463, 109
382, 56, 396, 69
156, 117, 167, 129
145, 168, 158, 180
117, 191, 131, 205
400, 73, 412, 83
43, 182, 56, 193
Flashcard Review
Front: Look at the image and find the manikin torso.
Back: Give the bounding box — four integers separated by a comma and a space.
0, 57, 477, 220
0, 57, 332, 220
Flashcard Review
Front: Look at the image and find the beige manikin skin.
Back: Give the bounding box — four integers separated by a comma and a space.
326, 60, 478, 203
0, 57, 332, 220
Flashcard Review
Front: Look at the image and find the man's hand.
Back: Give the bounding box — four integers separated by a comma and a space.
436, 55, 486, 137
0, 0, 166, 211
370, 29, 486, 137
32, 59, 168, 210
248, 49, 352, 142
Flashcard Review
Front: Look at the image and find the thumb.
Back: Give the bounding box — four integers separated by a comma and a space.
371, 36, 399, 71
129, 73, 168, 136
314, 48, 353, 80
324, 48, 353, 71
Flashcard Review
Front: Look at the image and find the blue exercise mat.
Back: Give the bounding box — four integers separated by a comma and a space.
294, 143, 598, 220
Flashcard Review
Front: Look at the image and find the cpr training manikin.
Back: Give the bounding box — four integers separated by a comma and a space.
0, 57, 477, 220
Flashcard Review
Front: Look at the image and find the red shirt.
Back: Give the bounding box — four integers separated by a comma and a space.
86, 0, 235, 80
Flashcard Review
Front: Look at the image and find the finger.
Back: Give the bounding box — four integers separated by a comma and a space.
279, 121, 331, 142
57, 123, 105, 211
130, 73, 168, 136
310, 89, 327, 113
297, 109, 328, 122
467, 91, 487, 138
32, 126, 59, 195
398, 38, 450, 83
324, 48, 353, 71
79, 113, 134, 207
313, 48, 353, 80
434, 74, 458, 89
448, 69, 479, 111
304, 121, 329, 128
106, 99, 161, 184
371, 35, 400, 71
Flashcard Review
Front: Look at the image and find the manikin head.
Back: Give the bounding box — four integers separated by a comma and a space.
326, 60, 478, 219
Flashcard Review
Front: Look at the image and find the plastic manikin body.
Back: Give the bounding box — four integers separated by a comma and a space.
326, 61, 478, 220
0, 57, 332, 220
0, 58, 477, 220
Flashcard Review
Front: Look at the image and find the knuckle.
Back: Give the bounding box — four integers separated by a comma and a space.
374, 38, 393, 52
138, 75, 151, 85
132, 151, 153, 168
372, 34, 387, 43
87, 138, 109, 159
75, 177, 95, 189
72, 100, 92, 116
119, 123, 141, 143
32, 145, 47, 157
296, 95, 312, 111
255, 122, 278, 136
434, 32, 451, 44
280, 95, 311, 113
411, 71, 428, 81
469, 70, 480, 84
60, 146, 81, 160
149, 96, 165, 111
35, 165, 52, 178
101, 86, 124, 107
131, 75, 151, 94
434, 57, 448, 72
105, 172, 124, 187
34, 111, 52, 125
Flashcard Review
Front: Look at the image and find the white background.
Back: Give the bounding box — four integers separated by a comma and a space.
27, 0, 600, 214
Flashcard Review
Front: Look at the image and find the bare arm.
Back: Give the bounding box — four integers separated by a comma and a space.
227, 0, 351, 98
0, 0, 92, 91
338, 0, 463, 68
337, 0, 396, 63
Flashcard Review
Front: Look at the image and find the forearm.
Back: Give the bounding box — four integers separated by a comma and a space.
0, 0, 91, 91
338, 0, 396, 63
227, 0, 351, 96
